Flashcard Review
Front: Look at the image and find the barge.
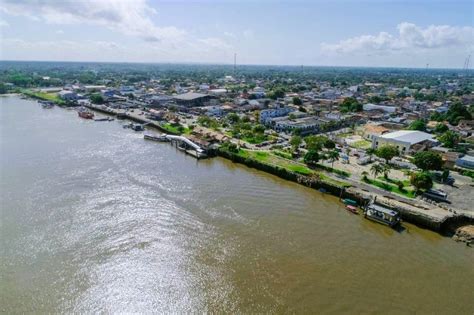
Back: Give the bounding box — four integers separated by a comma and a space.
363, 203, 401, 227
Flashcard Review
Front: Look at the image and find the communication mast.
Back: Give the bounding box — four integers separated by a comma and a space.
463, 54, 471, 71
233, 53, 237, 75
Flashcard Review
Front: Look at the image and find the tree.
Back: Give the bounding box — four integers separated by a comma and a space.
226, 113, 240, 124
382, 163, 391, 179
366, 148, 376, 161
445, 102, 472, 125
290, 135, 302, 151
412, 151, 443, 171
408, 119, 426, 131
340, 97, 362, 113
441, 169, 450, 183
324, 139, 336, 149
252, 124, 265, 134
439, 130, 460, 148
434, 123, 448, 134
90, 93, 104, 104
292, 96, 302, 105
375, 145, 399, 163
370, 163, 384, 179
410, 172, 433, 192
305, 135, 330, 151
304, 150, 320, 165
361, 171, 369, 181
430, 111, 444, 122
327, 149, 339, 168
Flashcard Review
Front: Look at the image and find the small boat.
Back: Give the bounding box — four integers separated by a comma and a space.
78, 110, 94, 119
363, 203, 400, 227
144, 134, 169, 142
94, 117, 113, 122
342, 198, 357, 206
346, 205, 358, 214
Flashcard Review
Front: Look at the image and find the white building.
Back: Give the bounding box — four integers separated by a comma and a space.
372, 130, 437, 153
259, 107, 294, 125
363, 103, 397, 113
57, 90, 78, 101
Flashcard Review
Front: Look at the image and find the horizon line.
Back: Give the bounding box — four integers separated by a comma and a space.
0, 59, 471, 72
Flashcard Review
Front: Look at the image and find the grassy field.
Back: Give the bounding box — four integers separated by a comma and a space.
238, 149, 350, 187
363, 177, 416, 198
350, 139, 372, 149
22, 90, 65, 104
160, 123, 190, 135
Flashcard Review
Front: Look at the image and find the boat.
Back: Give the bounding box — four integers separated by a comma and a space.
363, 203, 400, 227
144, 134, 169, 142
346, 205, 358, 214
94, 117, 114, 122
78, 110, 94, 119
342, 198, 358, 206
39, 101, 54, 108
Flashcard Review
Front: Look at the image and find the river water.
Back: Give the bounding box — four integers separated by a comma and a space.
1, 96, 473, 314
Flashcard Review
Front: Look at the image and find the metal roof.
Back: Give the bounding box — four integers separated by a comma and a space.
379, 130, 434, 145
173, 92, 208, 101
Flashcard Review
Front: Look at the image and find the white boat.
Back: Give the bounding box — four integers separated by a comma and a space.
363, 203, 401, 227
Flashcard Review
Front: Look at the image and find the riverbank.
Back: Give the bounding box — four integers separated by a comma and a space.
217, 147, 474, 235
21, 95, 474, 238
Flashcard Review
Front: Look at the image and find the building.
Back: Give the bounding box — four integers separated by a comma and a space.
363, 103, 397, 113
57, 90, 79, 101
271, 116, 325, 135
173, 92, 211, 107
362, 123, 389, 141
456, 155, 474, 169
259, 107, 294, 125
372, 130, 437, 153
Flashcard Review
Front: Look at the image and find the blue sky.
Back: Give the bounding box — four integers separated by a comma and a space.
1, 0, 473, 68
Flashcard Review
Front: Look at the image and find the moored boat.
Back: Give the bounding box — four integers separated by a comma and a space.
78, 110, 94, 119
363, 203, 400, 227
342, 198, 357, 206
346, 205, 359, 214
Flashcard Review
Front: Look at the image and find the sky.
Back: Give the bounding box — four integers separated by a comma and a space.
0, 0, 473, 68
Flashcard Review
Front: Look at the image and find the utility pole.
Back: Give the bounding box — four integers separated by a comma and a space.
233, 53, 237, 76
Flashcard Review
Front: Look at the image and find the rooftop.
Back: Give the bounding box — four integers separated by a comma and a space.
379, 130, 434, 145
174, 92, 208, 101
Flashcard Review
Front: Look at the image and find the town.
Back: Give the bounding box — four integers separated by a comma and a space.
1, 61, 473, 240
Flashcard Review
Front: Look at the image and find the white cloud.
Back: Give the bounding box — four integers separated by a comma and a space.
321, 22, 474, 55
0, 19, 9, 27
55, 29, 64, 34
1, 0, 186, 42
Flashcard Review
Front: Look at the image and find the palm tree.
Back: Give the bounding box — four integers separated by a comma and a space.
370, 163, 383, 179
382, 163, 391, 179
327, 150, 340, 168
361, 170, 369, 181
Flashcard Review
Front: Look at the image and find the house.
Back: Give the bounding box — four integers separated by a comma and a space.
372, 130, 437, 153
362, 123, 389, 141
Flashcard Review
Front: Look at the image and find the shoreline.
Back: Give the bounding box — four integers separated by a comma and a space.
216, 148, 474, 236
23, 94, 474, 241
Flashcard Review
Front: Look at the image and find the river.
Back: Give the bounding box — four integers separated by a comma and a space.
0, 96, 473, 314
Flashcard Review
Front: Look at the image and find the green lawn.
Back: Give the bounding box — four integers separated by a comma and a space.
238, 149, 350, 187
350, 139, 372, 149
363, 177, 416, 198
22, 90, 65, 104
160, 123, 190, 135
